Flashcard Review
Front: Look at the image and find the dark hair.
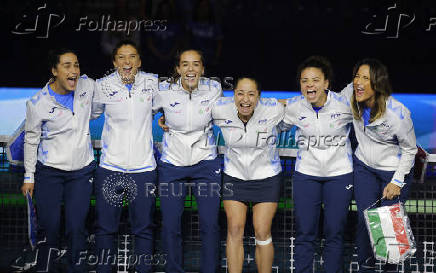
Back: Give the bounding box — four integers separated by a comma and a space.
296, 56, 333, 89
48, 48, 78, 78
112, 40, 141, 61
234, 77, 261, 96
351, 58, 392, 122
169, 49, 205, 84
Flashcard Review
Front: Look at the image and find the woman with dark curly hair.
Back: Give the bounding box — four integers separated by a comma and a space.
281, 56, 354, 273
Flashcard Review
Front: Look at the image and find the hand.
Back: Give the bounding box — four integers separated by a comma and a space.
278, 99, 287, 106
383, 182, 401, 200
21, 183, 34, 197
158, 115, 169, 132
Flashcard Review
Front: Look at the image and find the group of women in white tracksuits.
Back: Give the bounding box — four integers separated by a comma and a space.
21, 41, 417, 273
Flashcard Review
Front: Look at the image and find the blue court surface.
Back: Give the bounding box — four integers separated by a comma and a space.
1, 87, 435, 151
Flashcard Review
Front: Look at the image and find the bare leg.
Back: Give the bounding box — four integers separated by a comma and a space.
253, 202, 278, 273
224, 200, 248, 273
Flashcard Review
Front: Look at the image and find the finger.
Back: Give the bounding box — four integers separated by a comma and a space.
382, 187, 388, 198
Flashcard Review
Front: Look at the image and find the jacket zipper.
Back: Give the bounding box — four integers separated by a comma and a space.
243, 120, 248, 179
128, 86, 133, 169
314, 108, 323, 175
49, 94, 77, 169
187, 91, 193, 165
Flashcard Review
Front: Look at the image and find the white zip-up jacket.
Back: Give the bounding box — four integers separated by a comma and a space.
24, 75, 95, 183
153, 78, 222, 166
212, 97, 284, 180
92, 71, 158, 173
280, 91, 354, 177
341, 84, 417, 186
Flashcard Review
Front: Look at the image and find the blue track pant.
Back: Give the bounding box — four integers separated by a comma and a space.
158, 157, 221, 273
353, 156, 412, 273
35, 160, 95, 273
293, 171, 353, 273
94, 167, 157, 273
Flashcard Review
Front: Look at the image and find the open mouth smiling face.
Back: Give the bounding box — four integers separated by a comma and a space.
300, 67, 329, 107
113, 44, 141, 84
51, 52, 80, 93
176, 50, 204, 91
353, 64, 375, 104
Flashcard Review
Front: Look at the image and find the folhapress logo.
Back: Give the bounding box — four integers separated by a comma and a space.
11, 3, 65, 39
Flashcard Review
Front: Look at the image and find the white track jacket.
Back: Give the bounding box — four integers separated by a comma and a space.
212, 97, 284, 180
92, 71, 158, 173
24, 75, 95, 183
280, 91, 354, 177
153, 78, 222, 166
341, 84, 417, 186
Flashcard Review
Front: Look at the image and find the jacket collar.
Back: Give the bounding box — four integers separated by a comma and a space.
171, 77, 212, 94
301, 89, 332, 111
41, 78, 80, 104
114, 70, 145, 87
231, 98, 262, 124
355, 98, 390, 127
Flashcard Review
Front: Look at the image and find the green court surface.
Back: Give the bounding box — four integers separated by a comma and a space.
1, 193, 435, 213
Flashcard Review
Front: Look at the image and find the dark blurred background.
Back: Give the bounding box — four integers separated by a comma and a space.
1, 0, 436, 93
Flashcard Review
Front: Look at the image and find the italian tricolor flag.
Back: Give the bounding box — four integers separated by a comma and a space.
364, 203, 416, 264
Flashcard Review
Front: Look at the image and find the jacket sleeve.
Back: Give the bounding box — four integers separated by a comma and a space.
23, 101, 42, 184
211, 99, 227, 127
279, 98, 297, 131
273, 99, 285, 126
391, 111, 418, 186
153, 81, 169, 114
340, 82, 353, 103
152, 89, 164, 115
144, 74, 160, 116
210, 80, 223, 104
91, 80, 105, 120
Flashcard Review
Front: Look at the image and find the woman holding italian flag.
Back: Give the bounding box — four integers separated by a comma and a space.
343, 59, 417, 273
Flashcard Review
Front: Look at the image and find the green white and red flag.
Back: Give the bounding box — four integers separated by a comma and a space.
364, 203, 416, 264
